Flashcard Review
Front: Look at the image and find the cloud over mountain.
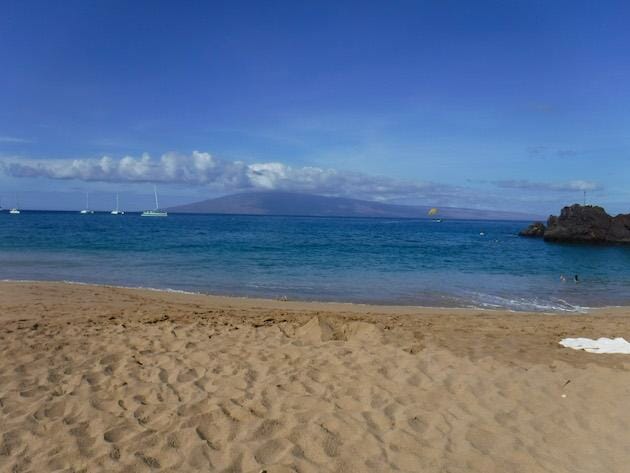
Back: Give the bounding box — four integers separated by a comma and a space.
0, 152, 605, 211
0, 151, 441, 201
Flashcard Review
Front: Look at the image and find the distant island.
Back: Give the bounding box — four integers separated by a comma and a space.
520, 204, 630, 244
167, 191, 540, 221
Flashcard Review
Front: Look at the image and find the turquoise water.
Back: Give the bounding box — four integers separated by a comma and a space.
1, 211, 629, 311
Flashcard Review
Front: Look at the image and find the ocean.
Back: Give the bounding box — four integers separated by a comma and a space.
1, 211, 629, 312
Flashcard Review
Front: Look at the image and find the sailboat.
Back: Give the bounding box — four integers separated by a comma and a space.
110, 193, 124, 215
80, 192, 94, 214
141, 186, 168, 217
9, 194, 20, 214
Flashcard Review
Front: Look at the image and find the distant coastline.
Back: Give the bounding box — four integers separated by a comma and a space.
1, 208, 539, 221
166, 191, 543, 221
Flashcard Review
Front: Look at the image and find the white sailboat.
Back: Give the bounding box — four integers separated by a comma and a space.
141, 186, 168, 217
110, 193, 124, 215
9, 194, 20, 214
80, 192, 94, 214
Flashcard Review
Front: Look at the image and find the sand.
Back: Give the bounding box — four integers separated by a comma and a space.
1, 281, 630, 472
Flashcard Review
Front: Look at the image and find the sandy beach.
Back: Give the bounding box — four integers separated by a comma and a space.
1, 281, 629, 472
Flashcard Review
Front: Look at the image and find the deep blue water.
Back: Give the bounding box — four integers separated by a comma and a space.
1, 211, 629, 311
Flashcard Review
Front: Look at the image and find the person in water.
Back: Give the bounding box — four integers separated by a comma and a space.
574, 274, 579, 283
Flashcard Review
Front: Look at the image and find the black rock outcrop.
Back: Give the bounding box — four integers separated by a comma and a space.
520, 204, 630, 244
518, 222, 546, 238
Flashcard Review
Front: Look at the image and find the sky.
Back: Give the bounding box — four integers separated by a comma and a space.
1, 0, 629, 213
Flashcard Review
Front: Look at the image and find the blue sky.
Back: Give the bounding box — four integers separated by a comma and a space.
1, 0, 629, 213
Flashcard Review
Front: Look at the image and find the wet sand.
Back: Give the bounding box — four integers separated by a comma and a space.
1, 281, 629, 472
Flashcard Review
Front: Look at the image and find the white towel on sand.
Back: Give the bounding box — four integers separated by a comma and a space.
560, 337, 630, 354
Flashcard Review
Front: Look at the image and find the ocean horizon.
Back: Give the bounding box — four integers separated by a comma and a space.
2, 211, 629, 312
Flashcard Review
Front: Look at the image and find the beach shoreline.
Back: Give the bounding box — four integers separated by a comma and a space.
1, 281, 629, 472
0, 278, 618, 314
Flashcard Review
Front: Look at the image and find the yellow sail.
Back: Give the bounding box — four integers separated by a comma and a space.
428, 207, 438, 216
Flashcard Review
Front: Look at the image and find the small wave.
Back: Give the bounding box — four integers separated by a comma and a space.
1, 278, 204, 297
60, 279, 203, 296
0, 278, 595, 313
463, 291, 589, 313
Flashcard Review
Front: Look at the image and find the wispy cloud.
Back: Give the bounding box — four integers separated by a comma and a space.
528, 103, 557, 114
556, 148, 579, 158
0, 136, 31, 144
0, 151, 448, 201
525, 146, 584, 160
526, 145, 548, 157
494, 179, 601, 192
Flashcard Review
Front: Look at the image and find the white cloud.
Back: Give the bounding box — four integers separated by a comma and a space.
0, 151, 441, 201
0, 136, 31, 144
494, 179, 601, 192
0, 152, 604, 211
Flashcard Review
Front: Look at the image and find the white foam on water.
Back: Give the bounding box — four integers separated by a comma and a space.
1, 278, 203, 297
0, 279, 603, 313
62, 280, 202, 296
560, 337, 630, 354
464, 291, 589, 313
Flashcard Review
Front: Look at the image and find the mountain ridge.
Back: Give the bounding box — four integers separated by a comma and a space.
167, 191, 541, 221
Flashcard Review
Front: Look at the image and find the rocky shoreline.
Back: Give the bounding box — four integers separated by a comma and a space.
520, 204, 630, 244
